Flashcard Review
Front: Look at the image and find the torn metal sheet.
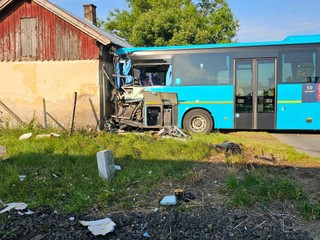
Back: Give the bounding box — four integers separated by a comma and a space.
79, 217, 116, 236
158, 126, 187, 138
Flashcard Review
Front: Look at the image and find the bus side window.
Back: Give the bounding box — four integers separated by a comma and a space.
281, 50, 316, 83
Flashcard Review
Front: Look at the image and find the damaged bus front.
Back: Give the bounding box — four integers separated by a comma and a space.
109, 47, 178, 132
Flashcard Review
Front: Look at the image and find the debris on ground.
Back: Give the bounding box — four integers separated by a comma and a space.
143, 232, 151, 238
19, 175, 26, 181
0, 206, 314, 239
174, 189, 196, 202
0, 202, 28, 214
160, 195, 177, 206
254, 151, 276, 163
19, 133, 32, 140
115, 165, 122, 171
0, 146, 8, 160
36, 133, 60, 138
212, 141, 242, 155
79, 217, 116, 236
158, 126, 188, 139
17, 209, 34, 216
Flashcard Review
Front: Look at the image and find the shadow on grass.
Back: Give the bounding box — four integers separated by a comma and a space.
0, 149, 319, 222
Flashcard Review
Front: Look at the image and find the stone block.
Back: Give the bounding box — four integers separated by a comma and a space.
96, 150, 115, 181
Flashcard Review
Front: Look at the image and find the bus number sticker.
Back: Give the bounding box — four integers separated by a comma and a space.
302, 84, 318, 102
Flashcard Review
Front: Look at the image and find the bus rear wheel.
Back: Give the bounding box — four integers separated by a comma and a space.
183, 109, 213, 134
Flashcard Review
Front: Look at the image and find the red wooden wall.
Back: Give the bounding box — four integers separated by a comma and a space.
0, 0, 100, 61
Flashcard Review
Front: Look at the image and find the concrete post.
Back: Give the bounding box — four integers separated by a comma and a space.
96, 150, 115, 181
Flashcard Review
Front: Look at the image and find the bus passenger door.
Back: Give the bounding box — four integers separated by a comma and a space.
235, 59, 276, 130
235, 60, 253, 129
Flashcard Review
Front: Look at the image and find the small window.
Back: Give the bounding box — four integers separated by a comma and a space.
20, 18, 37, 58
133, 65, 169, 86
280, 50, 316, 83
172, 53, 232, 86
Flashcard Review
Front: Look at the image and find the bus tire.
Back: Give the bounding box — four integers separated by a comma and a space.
183, 109, 213, 134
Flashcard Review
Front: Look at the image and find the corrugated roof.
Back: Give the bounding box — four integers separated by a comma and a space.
0, 0, 133, 48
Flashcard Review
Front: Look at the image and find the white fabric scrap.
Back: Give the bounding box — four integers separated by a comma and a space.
19, 133, 32, 140
36, 133, 60, 138
17, 209, 34, 215
0, 202, 28, 214
79, 217, 116, 236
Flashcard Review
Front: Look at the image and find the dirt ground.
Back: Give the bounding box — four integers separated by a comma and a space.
166, 147, 320, 240
1, 136, 320, 239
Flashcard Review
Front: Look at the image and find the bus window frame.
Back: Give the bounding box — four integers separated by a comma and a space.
278, 47, 318, 84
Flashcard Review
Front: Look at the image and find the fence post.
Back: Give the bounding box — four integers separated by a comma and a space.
70, 92, 77, 135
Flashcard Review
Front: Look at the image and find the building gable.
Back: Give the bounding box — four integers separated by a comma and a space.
0, 0, 103, 61
0, 0, 132, 62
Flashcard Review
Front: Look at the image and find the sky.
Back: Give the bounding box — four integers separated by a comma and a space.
51, 0, 320, 43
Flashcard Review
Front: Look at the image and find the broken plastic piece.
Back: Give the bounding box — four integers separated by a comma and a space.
19, 133, 32, 140
160, 195, 177, 205
0, 202, 28, 214
79, 217, 116, 236
114, 165, 122, 171
143, 232, 151, 238
19, 175, 26, 181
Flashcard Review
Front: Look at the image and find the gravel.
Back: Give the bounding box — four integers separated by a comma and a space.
0, 204, 312, 240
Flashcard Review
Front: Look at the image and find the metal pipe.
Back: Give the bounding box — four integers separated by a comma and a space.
70, 92, 77, 135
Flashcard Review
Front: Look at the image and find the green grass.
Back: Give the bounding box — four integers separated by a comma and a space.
224, 169, 320, 220
0, 128, 320, 220
0, 129, 207, 213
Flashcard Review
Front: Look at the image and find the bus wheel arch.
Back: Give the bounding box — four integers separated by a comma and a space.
182, 108, 214, 134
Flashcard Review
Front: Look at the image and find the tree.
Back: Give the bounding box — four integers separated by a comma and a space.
102, 0, 239, 46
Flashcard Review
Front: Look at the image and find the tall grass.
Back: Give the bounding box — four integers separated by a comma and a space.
0, 129, 210, 213
225, 169, 320, 220
1, 128, 319, 218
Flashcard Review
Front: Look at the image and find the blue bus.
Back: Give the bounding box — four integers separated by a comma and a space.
109, 34, 320, 134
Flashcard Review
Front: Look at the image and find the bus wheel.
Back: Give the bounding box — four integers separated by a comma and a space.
183, 109, 213, 134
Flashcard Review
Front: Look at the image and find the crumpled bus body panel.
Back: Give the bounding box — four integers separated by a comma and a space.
110, 85, 178, 130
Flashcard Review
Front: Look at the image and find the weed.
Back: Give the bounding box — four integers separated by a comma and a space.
224, 168, 320, 220
0, 128, 320, 220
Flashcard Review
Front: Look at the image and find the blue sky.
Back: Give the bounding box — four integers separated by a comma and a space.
51, 0, 320, 43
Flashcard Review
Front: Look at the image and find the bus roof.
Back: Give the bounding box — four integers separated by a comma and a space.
116, 34, 320, 55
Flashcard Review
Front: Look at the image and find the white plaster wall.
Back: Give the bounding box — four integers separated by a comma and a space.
0, 60, 101, 129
